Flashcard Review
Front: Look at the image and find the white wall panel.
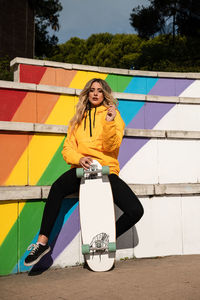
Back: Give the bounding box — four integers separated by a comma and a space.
154, 104, 200, 131
120, 139, 159, 184
179, 80, 200, 97
182, 196, 200, 255
133, 197, 182, 258
158, 140, 199, 184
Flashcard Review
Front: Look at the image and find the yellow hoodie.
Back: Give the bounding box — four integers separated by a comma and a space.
62, 105, 125, 175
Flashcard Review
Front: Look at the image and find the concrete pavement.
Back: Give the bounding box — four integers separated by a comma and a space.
1, 255, 200, 300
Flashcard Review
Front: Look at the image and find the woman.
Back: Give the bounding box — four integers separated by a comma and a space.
24, 78, 144, 267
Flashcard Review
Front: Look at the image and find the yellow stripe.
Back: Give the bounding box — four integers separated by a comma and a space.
5, 148, 28, 185
0, 201, 25, 246
0, 202, 17, 245
45, 95, 75, 125
69, 71, 107, 89
28, 133, 65, 185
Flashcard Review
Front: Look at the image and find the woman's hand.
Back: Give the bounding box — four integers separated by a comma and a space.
79, 157, 93, 170
106, 105, 116, 122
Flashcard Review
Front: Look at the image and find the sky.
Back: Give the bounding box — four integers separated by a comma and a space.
50, 0, 149, 44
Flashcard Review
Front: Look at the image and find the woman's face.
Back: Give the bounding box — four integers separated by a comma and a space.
88, 81, 104, 107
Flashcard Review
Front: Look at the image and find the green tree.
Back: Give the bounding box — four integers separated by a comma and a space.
47, 33, 200, 73
130, 5, 165, 39
50, 37, 86, 63
49, 33, 143, 70
95, 34, 142, 69
130, 0, 200, 39
83, 33, 114, 65
0, 56, 13, 81
29, 0, 62, 57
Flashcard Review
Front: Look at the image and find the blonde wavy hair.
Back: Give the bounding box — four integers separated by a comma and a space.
69, 78, 118, 133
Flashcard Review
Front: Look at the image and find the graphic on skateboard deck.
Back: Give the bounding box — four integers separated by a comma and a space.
77, 160, 116, 272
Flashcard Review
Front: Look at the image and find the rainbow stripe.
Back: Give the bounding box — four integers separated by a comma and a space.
0, 63, 194, 275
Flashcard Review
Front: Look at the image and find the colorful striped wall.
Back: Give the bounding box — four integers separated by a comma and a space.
0, 58, 200, 275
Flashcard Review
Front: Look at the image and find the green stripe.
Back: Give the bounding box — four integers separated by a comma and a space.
18, 201, 45, 259
0, 201, 45, 275
106, 74, 133, 92
37, 137, 71, 186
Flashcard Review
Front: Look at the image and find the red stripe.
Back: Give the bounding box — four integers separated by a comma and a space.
0, 89, 27, 121
20, 64, 47, 84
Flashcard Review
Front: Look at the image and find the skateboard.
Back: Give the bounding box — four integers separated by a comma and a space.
76, 160, 116, 272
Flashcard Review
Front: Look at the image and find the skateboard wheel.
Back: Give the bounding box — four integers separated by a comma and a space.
108, 242, 116, 252
76, 168, 84, 178
82, 244, 90, 254
102, 166, 110, 175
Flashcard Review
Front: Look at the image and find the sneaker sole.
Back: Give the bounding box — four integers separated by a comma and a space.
24, 246, 51, 267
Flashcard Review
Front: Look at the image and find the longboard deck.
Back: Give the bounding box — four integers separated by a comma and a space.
79, 165, 116, 272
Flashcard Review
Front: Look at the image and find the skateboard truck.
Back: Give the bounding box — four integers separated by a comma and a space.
76, 163, 110, 179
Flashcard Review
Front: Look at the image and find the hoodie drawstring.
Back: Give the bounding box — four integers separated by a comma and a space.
89, 107, 92, 137
84, 106, 97, 137
93, 107, 96, 129
84, 110, 87, 131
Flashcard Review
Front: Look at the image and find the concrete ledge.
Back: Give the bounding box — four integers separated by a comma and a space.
155, 183, 200, 195
0, 121, 34, 132
43, 60, 73, 69
166, 130, 200, 139
0, 121, 68, 134
147, 94, 178, 103
37, 84, 76, 95
0, 186, 42, 200
1, 183, 200, 201
179, 97, 200, 104
1, 80, 200, 105
10, 57, 200, 79
128, 69, 158, 77
0, 80, 36, 91
113, 92, 146, 101
2, 121, 200, 139
129, 184, 155, 196
124, 128, 166, 138
34, 123, 68, 134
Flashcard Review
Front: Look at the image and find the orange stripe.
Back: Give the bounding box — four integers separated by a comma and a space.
40, 68, 77, 87
36, 92, 60, 123
11, 92, 37, 123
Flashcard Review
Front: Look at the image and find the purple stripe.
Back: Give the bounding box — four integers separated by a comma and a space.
149, 78, 194, 96
51, 206, 80, 260
127, 102, 175, 129
119, 137, 149, 168
119, 78, 195, 169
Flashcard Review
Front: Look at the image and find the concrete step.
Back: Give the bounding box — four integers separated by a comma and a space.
1, 183, 200, 201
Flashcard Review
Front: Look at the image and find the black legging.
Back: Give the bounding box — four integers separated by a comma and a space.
40, 168, 144, 239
